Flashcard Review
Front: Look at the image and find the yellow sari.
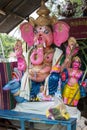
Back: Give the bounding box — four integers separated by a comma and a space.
63, 83, 80, 105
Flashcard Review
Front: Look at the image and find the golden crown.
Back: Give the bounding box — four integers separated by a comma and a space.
72, 56, 81, 63
29, 0, 58, 26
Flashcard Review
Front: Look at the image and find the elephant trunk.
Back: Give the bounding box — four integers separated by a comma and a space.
30, 45, 44, 65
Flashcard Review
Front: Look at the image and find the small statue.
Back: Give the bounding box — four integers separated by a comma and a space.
61, 56, 86, 106
61, 37, 79, 71
14, 40, 26, 72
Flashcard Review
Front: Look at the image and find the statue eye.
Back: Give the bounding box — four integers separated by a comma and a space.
34, 29, 38, 34
44, 29, 49, 34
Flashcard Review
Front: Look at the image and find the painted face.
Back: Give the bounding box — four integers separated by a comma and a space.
72, 60, 81, 69
34, 26, 53, 47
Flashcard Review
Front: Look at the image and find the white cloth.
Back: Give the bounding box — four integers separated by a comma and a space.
52, 48, 63, 66
14, 101, 54, 115
19, 47, 33, 100
14, 101, 81, 120
19, 70, 30, 100
66, 105, 81, 121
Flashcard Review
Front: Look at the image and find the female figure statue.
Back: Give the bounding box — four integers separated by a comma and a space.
62, 56, 86, 106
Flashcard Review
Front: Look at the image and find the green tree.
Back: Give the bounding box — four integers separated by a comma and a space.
0, 33, 16, 58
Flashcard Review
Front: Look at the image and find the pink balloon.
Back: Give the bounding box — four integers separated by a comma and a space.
20, 22, 34, 47
53, 21, 70, 47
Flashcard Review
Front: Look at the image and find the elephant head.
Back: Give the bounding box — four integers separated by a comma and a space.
20, 20, 70, 48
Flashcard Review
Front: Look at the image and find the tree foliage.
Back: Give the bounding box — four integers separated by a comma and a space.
0, 33, 16, 58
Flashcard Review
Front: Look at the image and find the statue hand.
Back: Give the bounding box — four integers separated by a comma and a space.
81, 81, 87, 88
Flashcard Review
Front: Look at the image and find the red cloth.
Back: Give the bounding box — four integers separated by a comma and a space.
0, 62, 17, 110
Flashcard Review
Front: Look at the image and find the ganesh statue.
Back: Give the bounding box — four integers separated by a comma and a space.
3, 1, 86, 108
3, 1, 70, 102
3, 1, 85, 110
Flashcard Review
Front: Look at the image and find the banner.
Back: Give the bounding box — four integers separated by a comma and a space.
62, 17, 87, 39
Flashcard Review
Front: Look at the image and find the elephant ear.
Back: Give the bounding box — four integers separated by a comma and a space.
20, 22, 34, 47
53, 21, 70, 47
